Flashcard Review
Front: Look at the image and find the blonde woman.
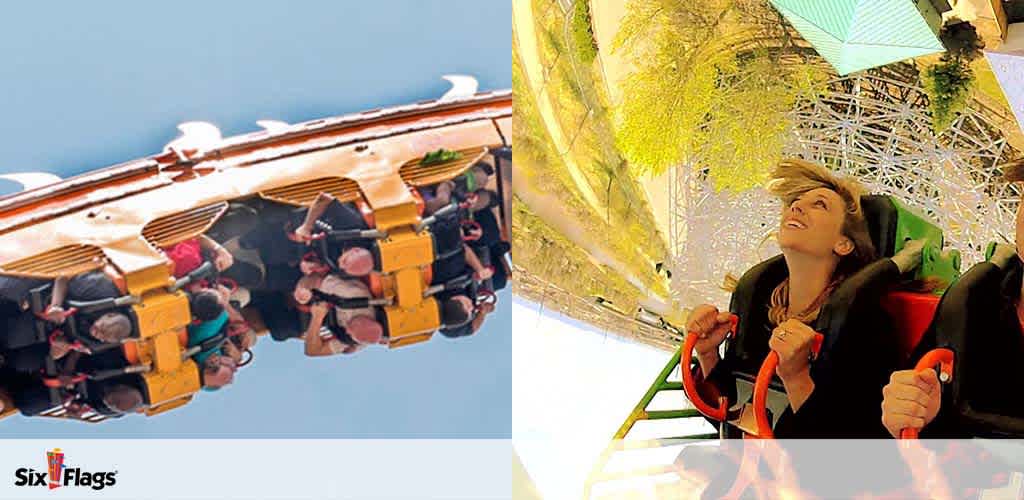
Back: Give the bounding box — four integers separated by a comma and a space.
687, 159, 899, 438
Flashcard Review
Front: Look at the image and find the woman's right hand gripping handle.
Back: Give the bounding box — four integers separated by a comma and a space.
682, 304, 738, 421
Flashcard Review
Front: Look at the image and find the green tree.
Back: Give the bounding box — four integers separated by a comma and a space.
922, 22, 981, 133
923, 57, 973, 133
612, 0, 825, 191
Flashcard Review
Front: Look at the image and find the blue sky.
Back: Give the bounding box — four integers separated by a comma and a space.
0, 0, 511, 438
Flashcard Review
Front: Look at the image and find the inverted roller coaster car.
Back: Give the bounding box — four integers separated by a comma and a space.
0, 81, 512, 423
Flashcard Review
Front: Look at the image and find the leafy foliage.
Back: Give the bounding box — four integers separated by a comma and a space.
420, 148, 462, 166
516, 0, 671, 298
923, 55, 974, 133
939, 21, 984, 62
611, 0, 826, 191
570, 0, 598, 64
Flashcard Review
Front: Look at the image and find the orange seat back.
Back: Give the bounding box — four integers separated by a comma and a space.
357, 199, 376, 228
356, 188, 425, 230
102, 263, 128, 295
410, 188, 425, 216
880, 291, 941, 363
422, 265, 432, 287
368, 273, 384, 298
123, 341, 139, 365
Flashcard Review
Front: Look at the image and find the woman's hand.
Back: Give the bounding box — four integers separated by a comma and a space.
310, 302, 330, 321
686, 304, 733, 358
293, 225, 313, 244
686, 304, 734, 375
43, 305, 67, 324
214, 248, 234, 271
881, 369, 941, 438
476, 267, 494, 281
49, 337, 74, 359
769, 319, 821, 411
769, 319, 818, 381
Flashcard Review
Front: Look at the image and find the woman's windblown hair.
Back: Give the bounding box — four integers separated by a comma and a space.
765, 159, 878, 325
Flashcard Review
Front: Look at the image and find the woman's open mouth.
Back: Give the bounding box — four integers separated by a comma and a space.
784, 218, 807, 229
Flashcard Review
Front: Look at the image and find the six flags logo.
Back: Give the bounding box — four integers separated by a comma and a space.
47, 449, 63, 490
13, 448, 117, 491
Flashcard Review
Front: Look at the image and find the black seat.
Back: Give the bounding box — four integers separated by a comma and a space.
728, 195, 903, 377
722, 194, 911, 436
919, 255, 1024, 437
726, 259, 902, 379
310, 200, 468, 277
860, 194, 900, 258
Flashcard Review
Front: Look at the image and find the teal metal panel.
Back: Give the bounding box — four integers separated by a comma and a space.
773, 2, 846, 66
771, 0, 859, 40
847, 0, 944, 50
770, 0, 945, 75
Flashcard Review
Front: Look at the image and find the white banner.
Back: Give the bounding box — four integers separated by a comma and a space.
0, 440, 511, 499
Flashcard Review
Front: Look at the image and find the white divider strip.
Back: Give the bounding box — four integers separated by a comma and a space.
0, 439, 511, 499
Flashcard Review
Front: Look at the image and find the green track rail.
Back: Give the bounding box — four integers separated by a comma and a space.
583, 346, 718, 499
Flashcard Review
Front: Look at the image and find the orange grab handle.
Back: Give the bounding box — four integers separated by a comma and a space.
900, 348, 955, 439
753, 332, 825, 439
680, 314, 738, 422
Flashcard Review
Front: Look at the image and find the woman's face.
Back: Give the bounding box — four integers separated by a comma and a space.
472, 167, 490, 190
470, 191, 492, 212
778, 187, 852, 260
453, 295, 473, 315
293, 286, 313, 305
299, 259, 321, 275
337, 247, 374, 276
203, 355, 237, 388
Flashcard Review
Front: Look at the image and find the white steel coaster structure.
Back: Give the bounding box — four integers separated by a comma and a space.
670, 68, 1023, 314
